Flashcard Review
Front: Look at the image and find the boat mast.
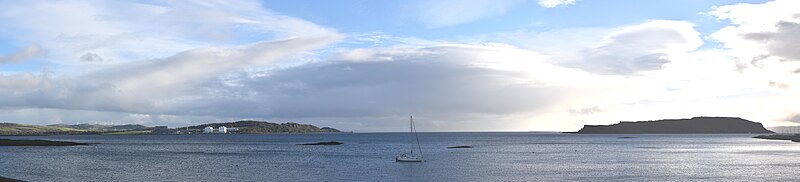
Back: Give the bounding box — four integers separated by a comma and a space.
410, 115, 413, 154
411, 115, 422, 156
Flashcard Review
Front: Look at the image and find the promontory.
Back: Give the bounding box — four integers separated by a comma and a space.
572, 117, 774, 134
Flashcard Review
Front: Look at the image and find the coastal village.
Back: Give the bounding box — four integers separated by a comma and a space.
152, 126, 239, 134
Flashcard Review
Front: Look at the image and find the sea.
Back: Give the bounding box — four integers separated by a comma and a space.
1, 133, 799, 181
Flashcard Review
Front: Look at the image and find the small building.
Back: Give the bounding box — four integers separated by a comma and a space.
202, 126, 233, 134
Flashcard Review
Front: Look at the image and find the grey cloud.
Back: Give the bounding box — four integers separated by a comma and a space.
177, 48, 570, 119
744, 21, 800, 61
631, 53, 670, 70
0, 73, 43, 89
0, 44, 574, 130
0, 44, 44, 64
80, 53, 105, 62
768, 80, 790, 89
749, 54, 770, 68
569, 106, 603, 116
783, 113, 800, 123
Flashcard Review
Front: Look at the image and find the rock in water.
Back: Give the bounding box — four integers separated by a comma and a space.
0, 176, 24, 182
297, 141, 343, 145
447, 145, 473, 149
0, 139, 90, 146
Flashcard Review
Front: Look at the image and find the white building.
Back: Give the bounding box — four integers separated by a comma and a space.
202, 126, 231, 134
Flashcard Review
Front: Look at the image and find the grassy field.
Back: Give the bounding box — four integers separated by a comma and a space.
0, 123, 83, 135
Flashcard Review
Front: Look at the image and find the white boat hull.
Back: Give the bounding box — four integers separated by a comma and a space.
396, 154, 424, 162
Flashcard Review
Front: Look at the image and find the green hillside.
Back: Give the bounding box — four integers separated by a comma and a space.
189, 120, 340, 134
48, 124, 149, 132
0, 123, 86, 135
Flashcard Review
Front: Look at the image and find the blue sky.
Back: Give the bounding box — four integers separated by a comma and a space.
0, 0, 798, 131
258, 0, 766, 39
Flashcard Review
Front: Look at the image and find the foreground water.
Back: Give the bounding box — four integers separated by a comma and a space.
1, 133, 799, 181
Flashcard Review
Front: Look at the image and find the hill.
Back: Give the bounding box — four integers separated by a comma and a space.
189, 120, 340, 134
0, 120, 340, 135
0, 123, 86, 135
48, 124, 149, 132
573, 117, 774, 134
0, 123, 150, 135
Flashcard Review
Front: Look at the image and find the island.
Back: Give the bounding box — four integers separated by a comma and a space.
571, 117, 774, 134
0, 120, 340, 136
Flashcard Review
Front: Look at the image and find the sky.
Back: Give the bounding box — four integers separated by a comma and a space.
1, 0, 799, 132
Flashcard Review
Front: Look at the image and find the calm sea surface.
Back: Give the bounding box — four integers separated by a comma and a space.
1, 133, 799, 181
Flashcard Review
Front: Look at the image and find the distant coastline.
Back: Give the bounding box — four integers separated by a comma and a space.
753, 134, 800, 143
570, 117, 774, 134
0, 120, 339, 136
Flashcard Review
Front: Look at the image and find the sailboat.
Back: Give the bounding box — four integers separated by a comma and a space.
396, 115, 424, 162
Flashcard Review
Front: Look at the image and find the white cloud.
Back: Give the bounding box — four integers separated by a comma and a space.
2, 0, 800, 132
538, 0, 577, 8
0, 0, 338, 68
709, 0, 800, 62
410, 0, 522, 28
0, 36, 340, 115
0, 0, 344, 127
0, 44, 44, 64
707, 0, 800, 124
558, 20, 703, 75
